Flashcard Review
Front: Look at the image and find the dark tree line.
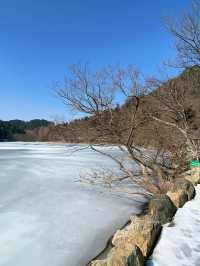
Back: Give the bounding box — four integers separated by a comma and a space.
0, 119, 52, 140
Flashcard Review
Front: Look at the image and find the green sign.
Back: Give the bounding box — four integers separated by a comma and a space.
190, 160, 200, 168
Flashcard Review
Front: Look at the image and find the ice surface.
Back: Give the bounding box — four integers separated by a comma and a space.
148, 185, 200, 266
0, 142, 145, 266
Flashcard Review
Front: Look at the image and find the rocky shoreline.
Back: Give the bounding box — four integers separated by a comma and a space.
89, 168, 200, 266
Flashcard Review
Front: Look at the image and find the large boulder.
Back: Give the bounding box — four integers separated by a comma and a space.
172, 178, 195, 200
112, 216, 161, 257
126, 246, 144, 266
108, 246, 144, 266
91, 260, 107, 266
148, 194, 177, 224
167, 190, 188, 208
166, 178, 196, 208
184, 168, 200, 185
91, 245, 144, 266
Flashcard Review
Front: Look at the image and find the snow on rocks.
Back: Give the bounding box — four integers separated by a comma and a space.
149, 185, 200, 266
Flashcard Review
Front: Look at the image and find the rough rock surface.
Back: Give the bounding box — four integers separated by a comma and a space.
172, 179, 195, 200
184, 168, 200, 185
112, 216, 161, 257
126, 246, 144, 266
167, 190, 188, 208
167, 178, 195, 208
148, 194, 177, 225
91, 260, 107, 266
91, 245, 144, 266
91, 175, 198, 266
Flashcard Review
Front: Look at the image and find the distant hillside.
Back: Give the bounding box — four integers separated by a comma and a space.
45, 66, 200, 144
0, 119, 53, 141
2, 67, 199, 144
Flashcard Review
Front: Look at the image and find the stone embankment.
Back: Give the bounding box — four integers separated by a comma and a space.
90, 168, 200, 266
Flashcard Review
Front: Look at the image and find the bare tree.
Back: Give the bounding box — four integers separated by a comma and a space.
167, 0, 200, 68
55, 64, 176, 197
53, 1, 200, 198
147, 0, 200, 171
147, 70, 199, 170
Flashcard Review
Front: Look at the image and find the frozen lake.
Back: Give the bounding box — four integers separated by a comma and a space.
0, 142, 145, 266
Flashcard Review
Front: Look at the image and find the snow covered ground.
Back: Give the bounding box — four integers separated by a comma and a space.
147, 185, 200, 266
0, 142, 145, 266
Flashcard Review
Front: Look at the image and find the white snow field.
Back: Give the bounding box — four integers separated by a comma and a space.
0, 142, 146, 266
147, 185, 200, 266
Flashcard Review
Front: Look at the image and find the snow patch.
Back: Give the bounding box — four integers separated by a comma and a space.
148, 185, 200, 266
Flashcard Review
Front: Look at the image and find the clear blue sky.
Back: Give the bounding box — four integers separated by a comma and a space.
0, 0, 190, 121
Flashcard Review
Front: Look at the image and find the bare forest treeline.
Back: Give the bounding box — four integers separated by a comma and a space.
51, 66, 200, 146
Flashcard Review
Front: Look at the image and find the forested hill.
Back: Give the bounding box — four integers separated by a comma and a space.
0, 119, 53, 141
1, 67, 200, 143
45, 66, 200, 144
